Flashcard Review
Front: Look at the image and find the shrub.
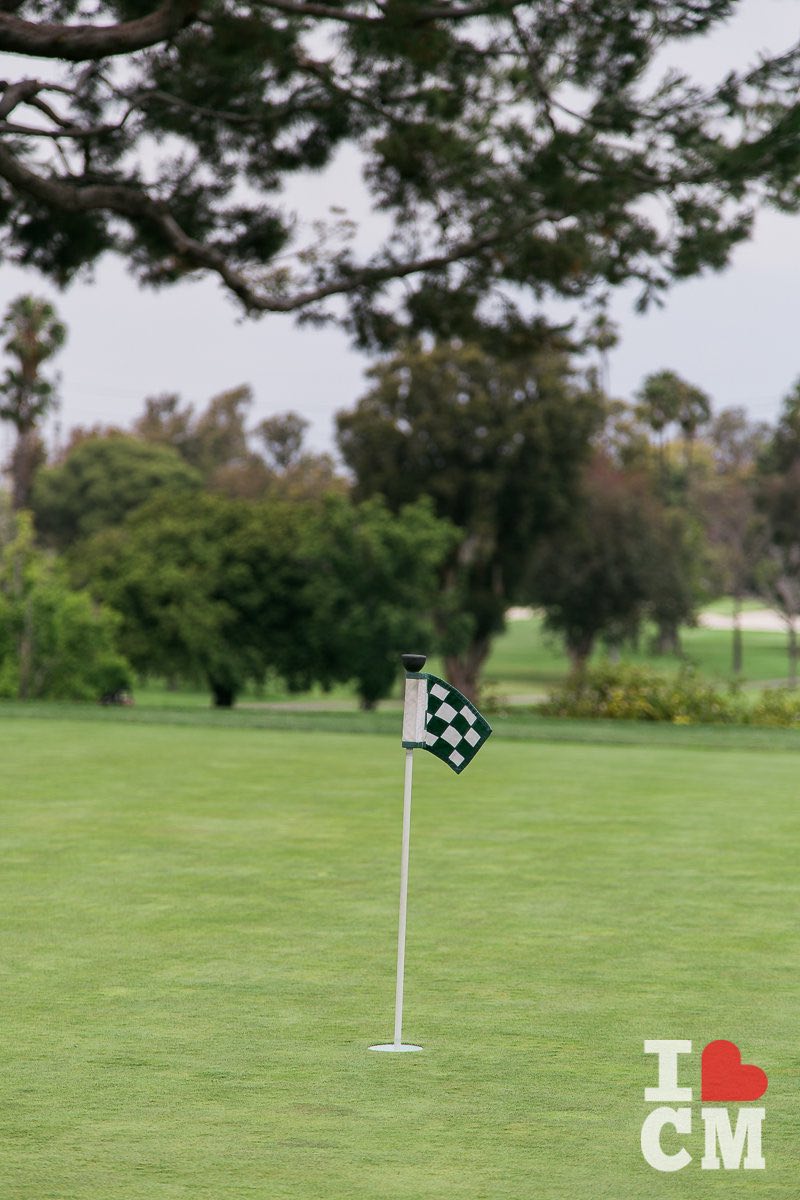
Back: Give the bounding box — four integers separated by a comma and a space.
749, 688, 800, 728
538, 661, 741, 724
0, 510, 132, 701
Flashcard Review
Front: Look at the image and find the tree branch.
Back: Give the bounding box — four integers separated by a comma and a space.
0, 78, 87, 122
0, 138, 508, 312
253, 0, 380, 24
0, 113, 133, 139
0, 0, 198, 61
254, 0, 523, 24
0, 79, 44, 119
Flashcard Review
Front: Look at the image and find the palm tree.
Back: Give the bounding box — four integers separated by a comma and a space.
676, 384, 711, 470
636, 368, 712, 484
0, 296, 66, 509
635, 370, 683, 478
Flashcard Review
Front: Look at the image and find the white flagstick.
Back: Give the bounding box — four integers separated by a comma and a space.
392, 747, 414, 1046
370, 653, 426, 1054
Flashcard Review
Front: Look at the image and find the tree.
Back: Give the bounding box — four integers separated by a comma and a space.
635, 370, 681, 470
676, 382, 712, 470
753, 381, 800, 686
77, 492, 312, 706
254, 410, 344, 502
0, 506, 130, 700
133, 389, 343, 500
133, 385, 275, 498
596, 397, 656, 475
258, 412, 310, 472
759, 378, 800, 476
133, 385, 256, 481
0, 295, 65, 509
635, 369, 711, 481
183, 386, 254, 479
0, 4, 797, 345
337, 339, 602, 697
299, 496, 458, 708
643, 505, 707, 656
533, 451, 709, 669
757, 461, 800, 689
756, 387, 800, 687
77, 489, 455, 706
131, 393, 194, 458
698, 408, 769, 674
699, 475, 765, 674
260, 451, 344, 503
31, 433, 202, 550
532, 459, 680, 672
707, 406, 769, 475
758, 540, 800, 689
631, 368, 713, 652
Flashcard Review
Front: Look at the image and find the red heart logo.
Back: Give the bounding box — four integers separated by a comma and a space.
701, 1040, 768, 1102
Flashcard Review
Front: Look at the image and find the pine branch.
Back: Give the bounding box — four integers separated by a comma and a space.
0, 0, 198, 61
0, 138, 509, 313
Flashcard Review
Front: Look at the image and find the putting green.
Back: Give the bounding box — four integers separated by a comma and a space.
1, 716, 798, 1197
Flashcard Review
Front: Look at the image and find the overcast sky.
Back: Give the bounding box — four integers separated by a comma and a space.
1, 0, 798, 462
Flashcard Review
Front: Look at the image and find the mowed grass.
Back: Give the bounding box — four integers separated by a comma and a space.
2, 716, 800, 1198
483, 614, 791, 694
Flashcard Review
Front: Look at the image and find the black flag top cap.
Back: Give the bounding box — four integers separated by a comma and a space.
401, 654, 492, 774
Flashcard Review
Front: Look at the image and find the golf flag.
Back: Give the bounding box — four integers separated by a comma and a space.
369, 654, 492, 1054
401, 671, 492, 773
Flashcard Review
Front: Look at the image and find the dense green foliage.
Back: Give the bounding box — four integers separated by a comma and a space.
7, 306, 800, 707
338, 340, 602, 695
32, 434, 202, 549
6, 346, 800, 707
0, 510, 130, 700
77, 492, 314, 706
77, 491, 455, 707
532, 458, 704, 668
297, 496, 459, 708
529, 377, 784, 681
2, 2, 800, 347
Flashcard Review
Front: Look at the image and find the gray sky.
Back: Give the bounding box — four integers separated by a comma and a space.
1, 0, 798, 460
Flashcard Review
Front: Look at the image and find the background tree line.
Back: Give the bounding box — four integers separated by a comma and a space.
3, 2, 800, 709
3, 292, 800, 706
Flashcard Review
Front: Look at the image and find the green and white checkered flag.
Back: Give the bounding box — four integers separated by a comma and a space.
401, 670, 492, 773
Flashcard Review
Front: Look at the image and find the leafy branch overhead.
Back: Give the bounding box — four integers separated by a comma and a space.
2, 1, 800, 344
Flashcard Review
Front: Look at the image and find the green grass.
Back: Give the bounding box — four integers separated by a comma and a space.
1, 713, 799, 1197
131, 677, 364, 710
9, 696, 800, 750
482, 614, 792, 696
700, 597, 767, 615
678, 625, 787, 684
